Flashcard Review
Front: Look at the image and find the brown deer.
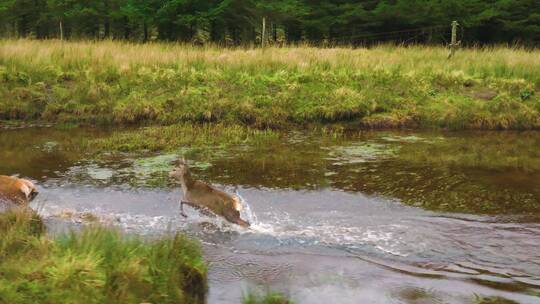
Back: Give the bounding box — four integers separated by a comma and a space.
169, 158, 250, 228
0, 175, 38, 205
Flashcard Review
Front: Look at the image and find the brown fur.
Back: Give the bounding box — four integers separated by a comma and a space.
169, 159, 250, 227
0, 175, 38, 204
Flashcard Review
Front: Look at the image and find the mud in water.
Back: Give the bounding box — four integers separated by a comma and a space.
1, 126, 540, 303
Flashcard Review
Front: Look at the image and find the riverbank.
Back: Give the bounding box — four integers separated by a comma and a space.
1, 40, 538, 130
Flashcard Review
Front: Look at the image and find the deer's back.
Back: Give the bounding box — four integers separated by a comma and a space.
0, 176, 28, 204
185, 181, 236, 213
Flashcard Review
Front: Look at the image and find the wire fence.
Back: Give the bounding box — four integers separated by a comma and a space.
263, 24, 457, 47
327, 25, 452, 45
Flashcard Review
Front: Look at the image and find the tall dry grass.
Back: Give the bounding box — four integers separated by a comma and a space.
1, 39, 538, 79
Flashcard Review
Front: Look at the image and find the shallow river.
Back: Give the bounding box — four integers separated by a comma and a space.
1, 126, 540, 303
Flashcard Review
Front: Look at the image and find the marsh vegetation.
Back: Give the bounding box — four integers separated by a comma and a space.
1, 40, 538, 129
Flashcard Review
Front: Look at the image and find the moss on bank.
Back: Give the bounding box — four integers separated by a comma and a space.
1, 40, 539, 129
0, 208, 207, 304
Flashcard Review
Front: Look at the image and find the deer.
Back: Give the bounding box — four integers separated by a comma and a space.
0, 175, 38, 205
169, 158, 250, 228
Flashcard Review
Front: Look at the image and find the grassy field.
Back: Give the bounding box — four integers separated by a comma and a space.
0, 208, 207, 304
0, 39, 539, 129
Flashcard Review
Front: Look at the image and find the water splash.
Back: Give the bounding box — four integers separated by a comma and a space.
235, 191, 279, 235
236, 190, 258, 225
233, 191, 408, 256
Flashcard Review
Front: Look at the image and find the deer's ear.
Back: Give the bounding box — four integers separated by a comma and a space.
181, 156, 187, 164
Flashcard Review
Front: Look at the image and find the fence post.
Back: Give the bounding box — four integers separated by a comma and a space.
59, 20, 63, 41
448, 20, 460, 58
262, 17, 266, 48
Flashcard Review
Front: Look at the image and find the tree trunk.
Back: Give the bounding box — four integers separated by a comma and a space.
104, 20, 110, 39
123, 17, 130, 40
232, 27, 238, 45
103, 0, 110, 39
143, 22, 148, 42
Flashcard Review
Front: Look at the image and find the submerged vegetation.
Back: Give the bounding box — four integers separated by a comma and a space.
78, 126, 540, 214
474, 296, 520, 304
84, 123, 278, 152
243, 291, 294, 304
0, 208, 207, 304
1, 40, 539, 130
162, 130, 538, 215
2, 122, 538, 215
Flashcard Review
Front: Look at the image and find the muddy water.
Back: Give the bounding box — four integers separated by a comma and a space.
1, 126, 540, 303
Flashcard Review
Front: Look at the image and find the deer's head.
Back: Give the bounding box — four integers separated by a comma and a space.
224, 207, 250, 228
169, 157, 189, 180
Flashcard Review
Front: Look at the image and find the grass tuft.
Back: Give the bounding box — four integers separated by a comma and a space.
0, 208, 207, 304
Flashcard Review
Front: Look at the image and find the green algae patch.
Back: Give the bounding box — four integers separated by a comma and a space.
327, 142, 397, 164
85, 164, 115, 180
133, 154, 179, 175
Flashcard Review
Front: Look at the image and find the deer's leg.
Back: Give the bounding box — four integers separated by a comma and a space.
179, 201, 216, 218
198, 207, 217, 218
180, 200, 188, 218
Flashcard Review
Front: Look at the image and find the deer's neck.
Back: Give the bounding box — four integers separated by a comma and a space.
180, 170, 195, 190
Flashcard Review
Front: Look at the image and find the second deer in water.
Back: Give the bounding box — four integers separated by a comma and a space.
0, 175, 38, 205
169, 158, 250, 228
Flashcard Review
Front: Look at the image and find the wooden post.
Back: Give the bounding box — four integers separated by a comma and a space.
262, 17, 266, 48
448, 20, 460, 58
59, 20, 64, 41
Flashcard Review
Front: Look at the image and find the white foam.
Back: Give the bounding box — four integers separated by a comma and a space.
233, 194, 409, 256
37, 195, 409, 257
236, 191, 258, 225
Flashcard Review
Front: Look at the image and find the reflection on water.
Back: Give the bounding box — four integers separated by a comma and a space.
1, 126, 540, 303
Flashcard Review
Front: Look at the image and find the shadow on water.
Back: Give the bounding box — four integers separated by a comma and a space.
1, 125, 540, 303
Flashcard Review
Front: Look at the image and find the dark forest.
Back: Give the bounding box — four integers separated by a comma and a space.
1, 0, 539, 45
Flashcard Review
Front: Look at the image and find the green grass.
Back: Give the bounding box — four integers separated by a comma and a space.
0, 208, 207, 304
243, 291, 293, 304
1, 40, 539, 129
